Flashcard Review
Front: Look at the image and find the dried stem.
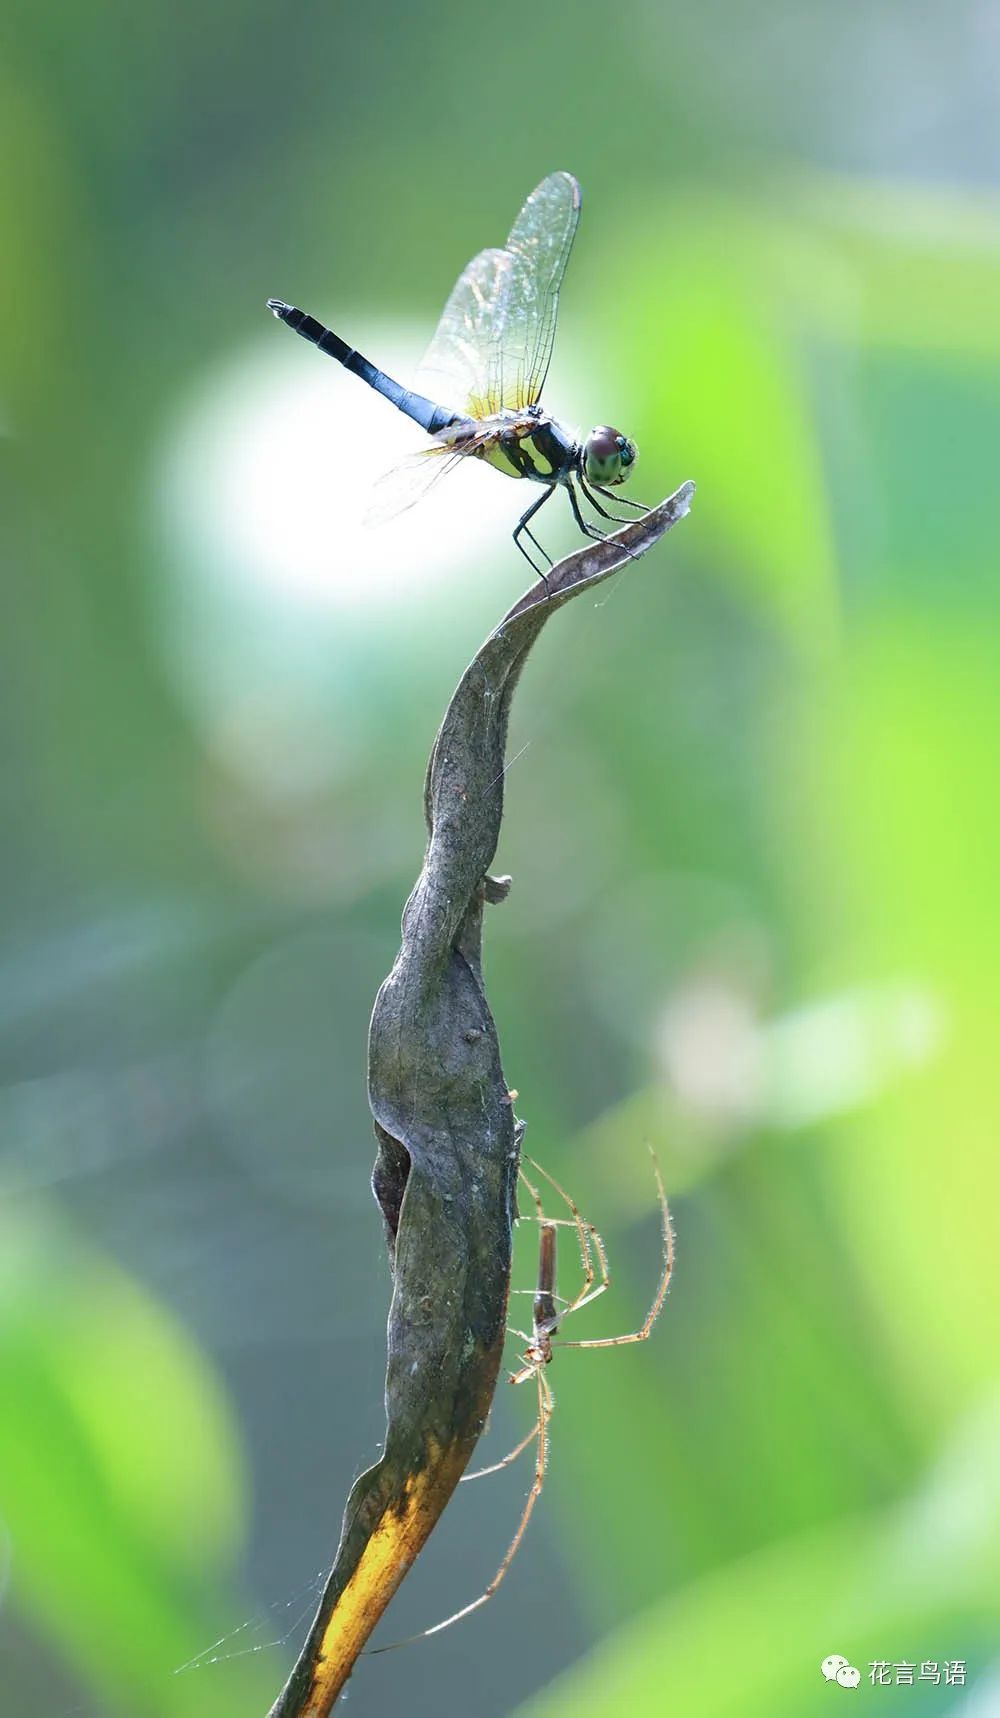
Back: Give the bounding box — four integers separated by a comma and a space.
267, 482, 696, 1717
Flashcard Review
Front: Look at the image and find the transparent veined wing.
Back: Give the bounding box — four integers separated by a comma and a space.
494, 170, 581, 411
364, 442, 466, 525
364, 418, 501, 525
413, 246, 512, 419
414, 172, 581, 420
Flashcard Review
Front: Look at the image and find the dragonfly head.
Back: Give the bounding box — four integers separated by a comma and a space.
582, 426, 638, 487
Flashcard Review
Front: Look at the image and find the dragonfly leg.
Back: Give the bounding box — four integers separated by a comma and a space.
566, 481, 610, 543
569, 479, 641, 567
580, 476, 650, 522
593, 481, 650, 512
513, 486, 557, 592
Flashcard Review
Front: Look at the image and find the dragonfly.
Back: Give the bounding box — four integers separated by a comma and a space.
267, 171, 647, 577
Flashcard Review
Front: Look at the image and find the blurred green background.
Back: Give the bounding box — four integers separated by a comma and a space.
2, 2, 999, 1715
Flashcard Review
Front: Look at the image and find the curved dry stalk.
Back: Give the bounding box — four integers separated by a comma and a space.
266, 483, 695, 1718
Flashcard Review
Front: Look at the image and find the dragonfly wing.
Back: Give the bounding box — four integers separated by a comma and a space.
494, 170, 581, 410
414, 172, 581, 420
413, 246, 513, 421
364, 442, 469, 526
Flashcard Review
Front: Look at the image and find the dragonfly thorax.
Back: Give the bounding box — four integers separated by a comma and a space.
475, 409, 579, 488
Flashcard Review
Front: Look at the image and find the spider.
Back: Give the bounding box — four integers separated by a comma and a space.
415, 1147, 674, 1640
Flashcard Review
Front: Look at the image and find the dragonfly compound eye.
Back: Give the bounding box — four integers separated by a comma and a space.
583, 426, 638, 486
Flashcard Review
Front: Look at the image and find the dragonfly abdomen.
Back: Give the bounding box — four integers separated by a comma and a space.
267, 299, 459, 437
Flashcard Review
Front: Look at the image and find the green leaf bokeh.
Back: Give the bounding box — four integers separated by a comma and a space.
2, 2, 998, 1713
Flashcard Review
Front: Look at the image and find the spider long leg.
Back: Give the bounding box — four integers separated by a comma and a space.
461, 1418, 540, 1482
420, 1367, 553, 1639
521, 1154, 610, 1326
517, 1161, 597, 1307
555, 1152, 674, 1350
517, 1160, 548, 1226
520, 1158, 594, 1281
367, 1367, 553, 1654
463, 1319, 545, 1478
